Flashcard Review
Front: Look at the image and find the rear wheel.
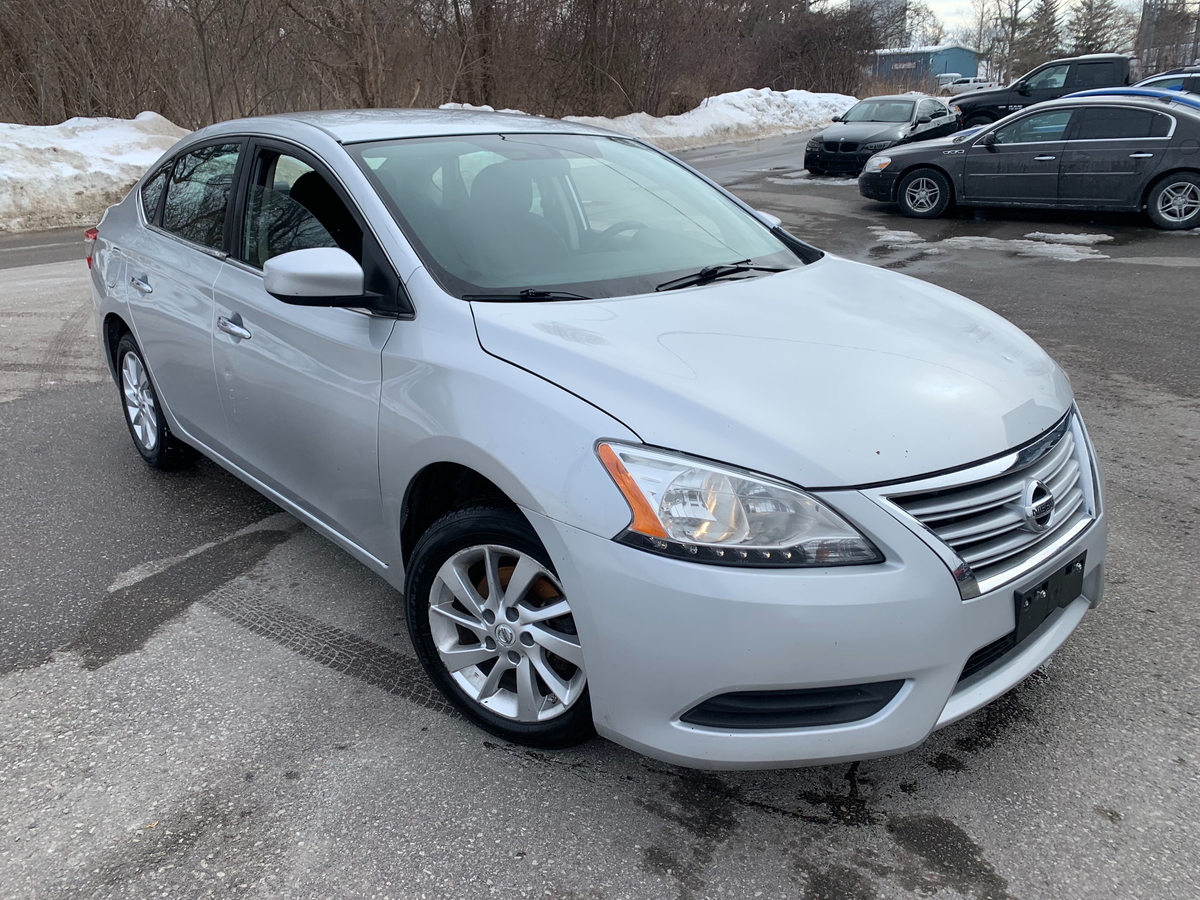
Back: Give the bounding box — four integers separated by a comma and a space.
404, 505, 594, 748
116, 334, 194, 469
1146, 173, 1200, 230
897, 168, 953, 219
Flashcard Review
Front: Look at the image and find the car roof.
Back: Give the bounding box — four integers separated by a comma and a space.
1058, 88, 1200, 116
190, 108, 622, 145
854, 94, 931, 102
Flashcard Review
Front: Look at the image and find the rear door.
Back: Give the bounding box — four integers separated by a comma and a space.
1059, 106, 1174, 207
963, 109, 1075, 204
211, 139, 401, 558
123, 141, 244, 448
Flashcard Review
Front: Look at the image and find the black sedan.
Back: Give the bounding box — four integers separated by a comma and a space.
804, 95, 958, 176
858, 89, 1200, 229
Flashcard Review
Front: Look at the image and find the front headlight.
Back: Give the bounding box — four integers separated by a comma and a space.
862, 141, 894, 152
806, 138, 821, 151
863, 155, 892, 173
597, 442, 882, 567
950, 104, 962, 115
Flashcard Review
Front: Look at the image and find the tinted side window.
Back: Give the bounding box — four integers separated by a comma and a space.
243, 152, 350, 268
1073, 107, 1171, 139
1026, 64, 1069, 90
994, 110, 1074, 144
162, 143, 242, 250
917, 99, 942, 118
140, 168, 169, 224
1144, 76, 1187, 91
1072, 61, 1123, 89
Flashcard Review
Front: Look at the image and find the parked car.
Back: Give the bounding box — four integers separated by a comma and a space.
944, 76, 1002, 96
89, 109, 1107, 768
859, 89, 1200, 229
804, 95, 958, 176
951, 53, 1135, 128
1135, 66, 1200, 94
935, 72, 962, 93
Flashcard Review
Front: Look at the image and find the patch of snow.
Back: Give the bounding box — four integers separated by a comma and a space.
563, 88, 857, 152
769, 170, 859, 186
437, 102, 535, 116
1023, 232, 1114, 245
0, 112, 188, 233
868, 226, 1110, 261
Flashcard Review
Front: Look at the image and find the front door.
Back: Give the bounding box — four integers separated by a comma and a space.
124, 142, 243, 448
963, 109, 1075, 204
1059, 106, 1173, 207
211, 143, 397, 559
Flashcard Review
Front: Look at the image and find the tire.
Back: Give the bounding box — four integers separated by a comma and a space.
896, 168, 953, 219
807, 167, 824, 177
115, 334, 195, 469
404, 505, 594, 748
1146, 172, 1200, 230
963, 114, 994, 129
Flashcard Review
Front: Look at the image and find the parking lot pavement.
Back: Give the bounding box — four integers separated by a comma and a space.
1, 144, 1198, 899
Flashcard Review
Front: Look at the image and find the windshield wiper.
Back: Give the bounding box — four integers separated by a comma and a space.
461, 289, 592, 301
655, 261, 789, 292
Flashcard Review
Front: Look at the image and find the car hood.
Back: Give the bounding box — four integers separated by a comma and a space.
471, 256, 1073, 488
813, 122, 909, 143
952, 86, 1012, 107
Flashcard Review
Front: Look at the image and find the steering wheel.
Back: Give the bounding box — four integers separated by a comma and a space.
594, 220, 648, 248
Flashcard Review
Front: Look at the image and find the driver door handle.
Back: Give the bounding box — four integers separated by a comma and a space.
1129, 152, 1154, 159
1033, 155, 1057, 161
130, 275, 153, 294
217, 316, 252, 341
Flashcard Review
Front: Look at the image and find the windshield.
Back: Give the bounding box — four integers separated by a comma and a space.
348, 133, 803, 299
841, 100, 915, 123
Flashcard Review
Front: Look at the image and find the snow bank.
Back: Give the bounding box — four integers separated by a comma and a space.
442, 87, 857, 152
868, 226, 1111, 261
0, 112, 188, 233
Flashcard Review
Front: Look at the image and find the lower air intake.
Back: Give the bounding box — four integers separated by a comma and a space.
681, 680, 904, 729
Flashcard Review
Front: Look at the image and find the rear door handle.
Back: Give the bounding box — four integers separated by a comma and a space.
1129, 152, 1154, 159
1033, 155, 1057, 161
130, 275, 153, 294
217, 315, 252, 341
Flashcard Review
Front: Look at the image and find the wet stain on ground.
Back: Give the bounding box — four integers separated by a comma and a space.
64, 526, 298, 669
887, 815, 1011, 900
953, 689, 1031, 754
800, 862, 878, 900
801, 762, 874, 827
929, 752, 967, 773
1094, 805, 1122, 824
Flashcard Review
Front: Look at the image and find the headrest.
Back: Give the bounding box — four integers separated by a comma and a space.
471, 161, 534, 215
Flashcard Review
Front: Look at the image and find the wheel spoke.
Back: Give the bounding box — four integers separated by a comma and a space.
122, 378, 139, 406
439, 558, 487, 616
520, 598, 571, 623
529, 649, 574, 703
441, 644, 499, 673
528, 625, 584, 668
429, 603, 487, 637
501, 554, 544, 607
482, 546, 504, 612
477, 656, 512, 699
515, 657, 541, 721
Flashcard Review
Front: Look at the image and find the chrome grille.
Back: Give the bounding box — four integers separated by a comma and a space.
883, 412, 1096, 595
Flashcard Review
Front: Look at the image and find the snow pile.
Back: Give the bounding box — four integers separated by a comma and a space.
0, 112, 188, 233
868, 226, 1111, 261
441, 88, 857, 152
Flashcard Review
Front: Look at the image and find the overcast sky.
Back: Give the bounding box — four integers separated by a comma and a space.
924, 0, 976, 34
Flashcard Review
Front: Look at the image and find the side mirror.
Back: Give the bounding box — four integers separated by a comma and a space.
917, 115, 933, 124
1016, 81, 1030, 96
263, 248, 366, 306
980, 131, 997, 149
831, 114, 842, 122
757, 210, 782, 229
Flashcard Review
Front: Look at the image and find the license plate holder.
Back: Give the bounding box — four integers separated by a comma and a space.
1013, 551, 1086, 644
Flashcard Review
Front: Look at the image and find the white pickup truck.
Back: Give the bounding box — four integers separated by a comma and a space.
942, 76, 1001, 96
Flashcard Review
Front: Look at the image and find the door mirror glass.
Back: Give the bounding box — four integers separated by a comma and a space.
831, 115, 842, 122
917, 115, 933, 124
979, 131, 997, 148
263, 248, 365, 305
1016, 81, 1030, 95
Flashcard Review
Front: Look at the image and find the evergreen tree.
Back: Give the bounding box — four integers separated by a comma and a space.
1012, 0, 1062, 74
1064, 0, 1126, 53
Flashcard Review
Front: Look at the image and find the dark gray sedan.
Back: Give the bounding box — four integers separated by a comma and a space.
858, 89, 1200, 229
804, 95, 958, 176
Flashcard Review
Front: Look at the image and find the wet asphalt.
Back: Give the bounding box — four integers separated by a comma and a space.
0, 132, 1197, 899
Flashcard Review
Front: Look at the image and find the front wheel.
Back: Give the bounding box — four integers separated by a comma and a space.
897, 168, 953, 219
1146, 173, 1200, 230
404, 505, 594, 748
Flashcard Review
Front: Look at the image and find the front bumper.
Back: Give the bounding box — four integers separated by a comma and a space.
805, 149, 878, 176
528, 488, 1106, 770
859, 169, 899, 202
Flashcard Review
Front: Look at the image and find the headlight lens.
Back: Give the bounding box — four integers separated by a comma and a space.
862, 141, 894, 152
806, 138, 821, 151
863, 155, 892, 173
950, 104, 962, 115
597, 442, 882, 567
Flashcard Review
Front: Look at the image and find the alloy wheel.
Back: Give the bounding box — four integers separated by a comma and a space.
905, 177, 940, 213
121, 352, 158, 452
1157, 182, 1200, 223
428, 544, 585, 722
